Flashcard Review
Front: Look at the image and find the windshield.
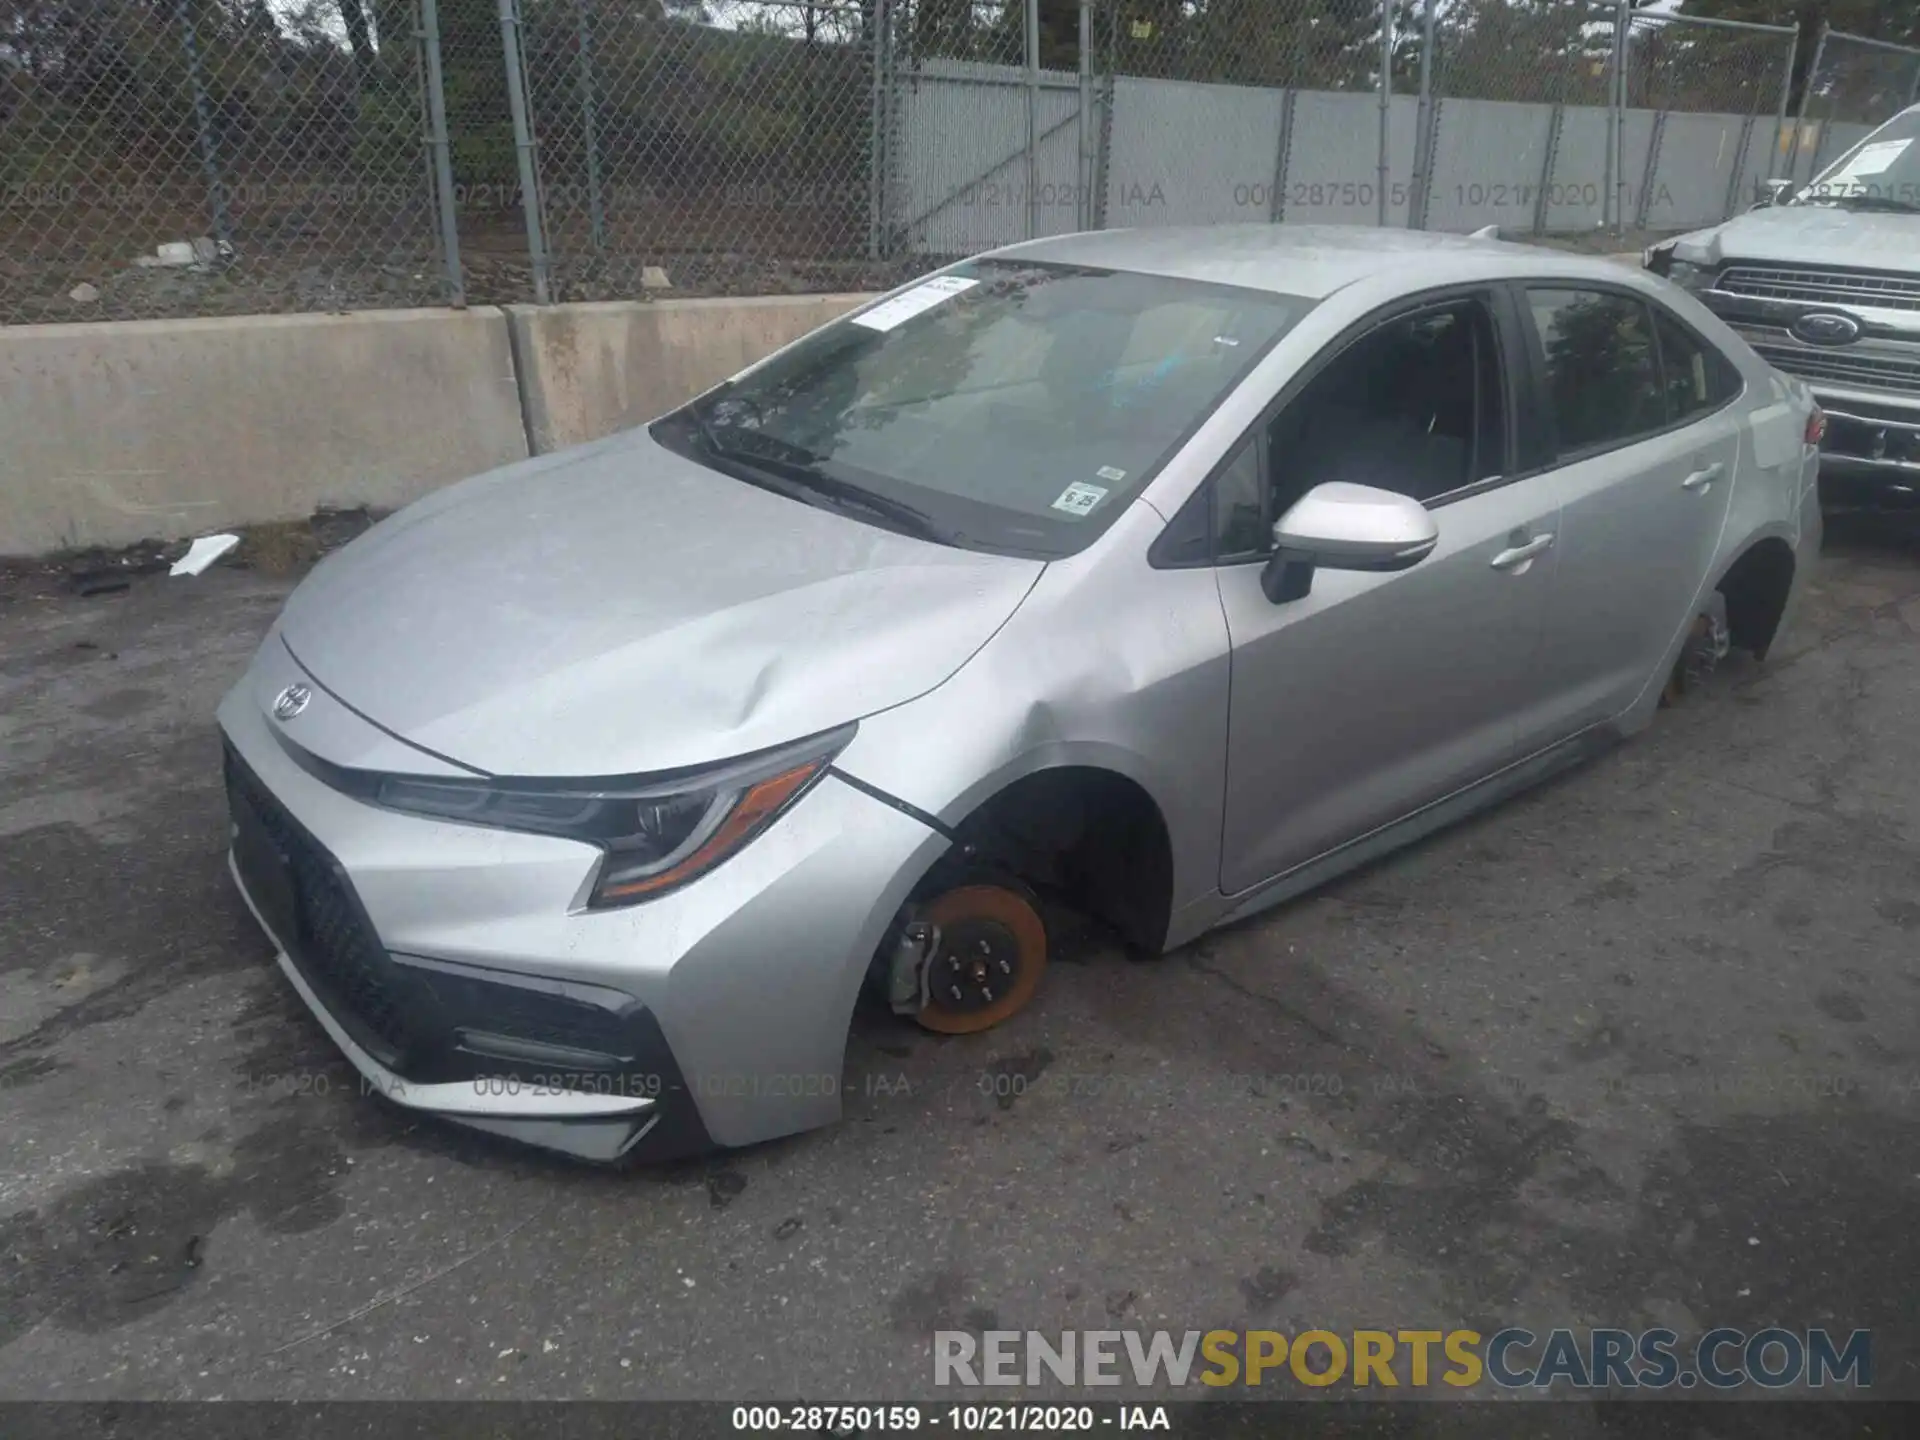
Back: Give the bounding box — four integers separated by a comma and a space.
1800, 107, 1920, 212
651, 259, 1312, 557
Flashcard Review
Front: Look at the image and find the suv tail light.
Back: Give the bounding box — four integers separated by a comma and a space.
1806, 407, 1827, 446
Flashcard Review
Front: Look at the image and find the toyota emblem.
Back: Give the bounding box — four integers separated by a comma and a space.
1789, 311, 1861, 347
273, 683, 311, 721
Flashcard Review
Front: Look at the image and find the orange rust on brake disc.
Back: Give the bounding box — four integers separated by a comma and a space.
914, 885, 1048, 1035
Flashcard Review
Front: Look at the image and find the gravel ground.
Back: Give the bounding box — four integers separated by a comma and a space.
4, 225, 1674, 324
2, 515, 1916, 1430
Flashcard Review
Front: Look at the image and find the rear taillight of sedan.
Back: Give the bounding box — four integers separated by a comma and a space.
1806, 407, 1828, 446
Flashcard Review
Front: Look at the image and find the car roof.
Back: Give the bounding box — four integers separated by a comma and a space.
990, 223, 1641, 300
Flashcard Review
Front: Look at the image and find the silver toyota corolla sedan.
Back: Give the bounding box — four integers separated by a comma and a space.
220, 225, 1824, 1162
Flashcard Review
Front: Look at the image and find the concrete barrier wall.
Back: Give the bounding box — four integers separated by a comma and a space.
0, 294, 880, 556
0, 308, 528, 555
505, 293, 873, 455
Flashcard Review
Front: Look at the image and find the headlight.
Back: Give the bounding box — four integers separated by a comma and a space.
1666, 260, 1712, 291
369, 725, 854, 908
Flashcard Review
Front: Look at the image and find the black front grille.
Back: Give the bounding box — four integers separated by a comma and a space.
225, 743, 426, 1069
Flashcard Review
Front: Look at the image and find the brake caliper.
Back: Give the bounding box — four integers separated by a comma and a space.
886, 915, 942, 1018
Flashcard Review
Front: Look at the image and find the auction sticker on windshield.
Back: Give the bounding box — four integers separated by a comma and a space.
851, 275, 980, 332
1827, 138, 1910, 183
1052, 482, 1109, 517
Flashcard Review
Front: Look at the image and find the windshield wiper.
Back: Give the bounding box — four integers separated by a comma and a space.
687, 416, 950, 543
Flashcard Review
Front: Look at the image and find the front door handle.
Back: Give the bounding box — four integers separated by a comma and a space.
1683, 462, 1725, 491
1490, 533, 1554, 571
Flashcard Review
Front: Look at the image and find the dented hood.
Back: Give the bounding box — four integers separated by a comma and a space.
276, 428, 1045, 778
1672, 205, 1920, 271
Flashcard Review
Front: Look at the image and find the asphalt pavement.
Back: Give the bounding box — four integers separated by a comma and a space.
3, 522, 1918, 1419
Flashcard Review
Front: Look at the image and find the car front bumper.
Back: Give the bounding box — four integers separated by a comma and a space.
216, 647, 947, 1162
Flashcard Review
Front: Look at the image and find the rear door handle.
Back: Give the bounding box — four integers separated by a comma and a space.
1490, 533, 1554, 571
1683, 462, 1725, 491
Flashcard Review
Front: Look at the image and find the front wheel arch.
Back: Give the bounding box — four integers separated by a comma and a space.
924, 765, 1177, 957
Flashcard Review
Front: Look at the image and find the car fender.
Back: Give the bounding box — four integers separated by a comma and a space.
831, 503, 1232, 922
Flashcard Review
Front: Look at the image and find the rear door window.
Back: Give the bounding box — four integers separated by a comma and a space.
1651, 308, 1742, 423
1525, 288, 1666, 457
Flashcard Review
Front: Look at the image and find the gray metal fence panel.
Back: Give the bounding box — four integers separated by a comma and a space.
1099, 77, 1285, 229
898, 59, 1043, 255
1541, 103, 1611, 231
1379, 94, 1422, 228
1028, 70, 1086, 240
1419, 98, 1558, 233
1643, 112, 1754, 229
1615, 107, 1657, 227
1280, 91, 1393, 226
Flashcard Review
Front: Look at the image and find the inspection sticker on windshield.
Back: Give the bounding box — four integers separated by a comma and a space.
1052, 482, 1109, 517
850, 275, 979, 332
1096, 465, 1127, 482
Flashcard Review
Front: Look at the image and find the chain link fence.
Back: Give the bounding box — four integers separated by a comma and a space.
1414, 0, 1616, 234
1789, 27, 1920, 187
1, 0, 457, 323
5, 1, 1920, 325
1623, 11, 1796, 229
879, 0, 1047, 261
510, 0, 912, 301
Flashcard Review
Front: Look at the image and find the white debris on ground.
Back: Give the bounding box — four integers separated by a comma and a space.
169, 534, 241, 577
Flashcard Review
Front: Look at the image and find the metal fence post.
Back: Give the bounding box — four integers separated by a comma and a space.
175, 0, 234, 254
498, 0, 551, 303
1269, 89, 1296, 223
575, 0, 606, 254
1768, 26, 1799, 193
1532, 105, 1564, 236
418, 0, 466, 304
1092, 1, 1115, 231
868, 0, 888, 259
1636, 108, 1666, 229
1376, 0, 1393, 227
1791, 24, 1829, 188
1078, 0, 1093, 232
1025, 0, 1041, 240
1608, 0, 1629, 235
1721, 113, 1757, 221
1408, 0, 1437, 229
